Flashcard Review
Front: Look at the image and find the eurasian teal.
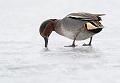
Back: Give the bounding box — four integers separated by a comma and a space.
39, 12, 105, 47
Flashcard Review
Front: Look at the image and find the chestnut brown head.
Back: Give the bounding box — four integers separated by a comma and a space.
39, 19, 57, 47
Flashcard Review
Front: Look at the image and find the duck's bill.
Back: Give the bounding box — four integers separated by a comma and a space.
44, 37, 48, 47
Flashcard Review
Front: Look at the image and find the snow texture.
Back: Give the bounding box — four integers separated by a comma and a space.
0, 0, 120, 83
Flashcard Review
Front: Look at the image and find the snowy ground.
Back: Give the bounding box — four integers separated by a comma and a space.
0, 0, 120, 83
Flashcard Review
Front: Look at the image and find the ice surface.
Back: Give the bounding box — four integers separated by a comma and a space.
0, 0, 120, 83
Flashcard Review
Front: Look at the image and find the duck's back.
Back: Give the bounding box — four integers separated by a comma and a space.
61, 17, 85, 31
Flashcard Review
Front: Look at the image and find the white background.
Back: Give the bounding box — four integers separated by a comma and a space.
0, 0, 120, 83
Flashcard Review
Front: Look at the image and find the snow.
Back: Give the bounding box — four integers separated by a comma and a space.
0, 0, 120, 83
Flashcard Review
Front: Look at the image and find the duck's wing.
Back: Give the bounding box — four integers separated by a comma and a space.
93, 14, 106, 16
66, 13, 91, 20
66, 12, 105, 21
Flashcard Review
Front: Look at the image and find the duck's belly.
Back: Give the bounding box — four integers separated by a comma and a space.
62, 28, 94, 40
76, 31, 94, 40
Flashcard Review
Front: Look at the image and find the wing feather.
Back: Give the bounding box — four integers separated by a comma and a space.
66, 12, 105, 21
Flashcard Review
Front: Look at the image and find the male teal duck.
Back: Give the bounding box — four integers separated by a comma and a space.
39, 12, 105, 47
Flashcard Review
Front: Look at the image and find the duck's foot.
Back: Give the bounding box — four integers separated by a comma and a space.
82, 43, 91, 46
64, 44, 77, 47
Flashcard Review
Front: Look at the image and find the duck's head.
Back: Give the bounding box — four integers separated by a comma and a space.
39, 19, 57, 47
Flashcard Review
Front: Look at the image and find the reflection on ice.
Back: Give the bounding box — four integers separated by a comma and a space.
40, 46, 102, 59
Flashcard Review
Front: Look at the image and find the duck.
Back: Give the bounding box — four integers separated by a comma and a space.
39, 12, 105, 47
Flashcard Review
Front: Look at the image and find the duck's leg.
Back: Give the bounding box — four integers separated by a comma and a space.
83, 37, 93, 46
64, 37, 77, 47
